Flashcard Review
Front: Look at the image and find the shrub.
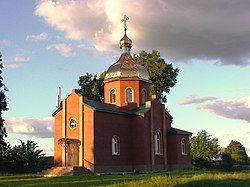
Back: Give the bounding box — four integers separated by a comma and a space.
0, 140, 53, 173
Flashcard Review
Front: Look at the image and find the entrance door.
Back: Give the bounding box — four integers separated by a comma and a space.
67, 141, 79, 166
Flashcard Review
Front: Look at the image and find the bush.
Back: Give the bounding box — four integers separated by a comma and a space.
0, 140, 53, 173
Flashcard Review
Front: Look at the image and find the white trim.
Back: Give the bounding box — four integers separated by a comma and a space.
141, 89, 147, 104
69, 118, 77, 129
125, 87, 134, 103
109, 88, 116, 104
112, 135, 120, 155
154, 130, 163, 155
181, 138, 187, 155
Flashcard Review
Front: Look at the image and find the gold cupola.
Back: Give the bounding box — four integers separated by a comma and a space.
119, 33, 132, 49
104, 15, 150, 83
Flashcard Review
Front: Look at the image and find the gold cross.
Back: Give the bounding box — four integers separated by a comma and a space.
121, 15, 129, 32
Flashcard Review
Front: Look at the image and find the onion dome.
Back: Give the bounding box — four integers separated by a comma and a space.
104, 52, 150, 83
104, 15, 150, 83
119, 33, 132, 49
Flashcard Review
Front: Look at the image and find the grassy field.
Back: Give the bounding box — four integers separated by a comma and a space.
0, 169, 250, 187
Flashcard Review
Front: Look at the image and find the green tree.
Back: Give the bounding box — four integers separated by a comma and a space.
78, 72, 106, 101
0, 53, 8, 151
190, 130, 220, 167
134, 50, 179, 102
0, 140, 47, 173
226, 140, 249, 164
78, 50, 179, 102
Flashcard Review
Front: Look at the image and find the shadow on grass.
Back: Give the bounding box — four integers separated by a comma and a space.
174, 178, 250, 187
0, 174, 148, 187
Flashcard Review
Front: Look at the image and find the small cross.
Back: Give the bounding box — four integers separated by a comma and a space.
121, 15, 129, 32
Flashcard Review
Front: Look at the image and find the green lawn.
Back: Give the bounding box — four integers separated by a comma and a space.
0, 169, 250, 187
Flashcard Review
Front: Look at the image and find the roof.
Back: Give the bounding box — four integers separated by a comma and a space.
169, 127, 192, 136
132, 104, 150, 115
84, 99, 133, 115
104, 52, 150, 83
52, 106, 62, 116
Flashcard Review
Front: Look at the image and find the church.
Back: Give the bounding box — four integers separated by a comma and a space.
52, 16, 192, 173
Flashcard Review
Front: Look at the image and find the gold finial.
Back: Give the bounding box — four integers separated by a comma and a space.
121, 15, 129, 32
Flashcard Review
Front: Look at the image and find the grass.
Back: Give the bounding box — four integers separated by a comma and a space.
0, 169, 250, 187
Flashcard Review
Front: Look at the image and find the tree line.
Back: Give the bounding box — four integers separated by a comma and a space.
191, 130, 249, 170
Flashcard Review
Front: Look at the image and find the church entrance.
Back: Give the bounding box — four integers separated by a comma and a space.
58, 138, 80, 167
67, 141, 79, 166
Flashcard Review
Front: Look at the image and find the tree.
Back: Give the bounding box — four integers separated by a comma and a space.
0, 140, 47, 173
134, 50, 179, 102
225, 140, 249, 164
0, 53, 8, 151
78, 50, 179, 102
78, 72, 106, 101
190, 130, 220, 167
219, 152, 234, 171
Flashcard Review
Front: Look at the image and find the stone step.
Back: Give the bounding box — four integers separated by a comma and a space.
38, 166, 93, 177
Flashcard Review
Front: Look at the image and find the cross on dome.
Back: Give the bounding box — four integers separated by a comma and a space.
121, 15, 129, 32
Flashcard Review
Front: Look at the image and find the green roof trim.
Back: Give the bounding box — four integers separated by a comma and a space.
165, 109, 173, 119
132, 104, 150, 115
52, 98, 174, 119
169, 127, 192, 136
52, 107, 62, 117
83, 99, 134, 115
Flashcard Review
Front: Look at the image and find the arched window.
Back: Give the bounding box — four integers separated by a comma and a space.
141, 89, 147, 104
112, 136, 120, 155
154, 131, 162, 155
126, 88, 134, 103
181, 139, 187, 155
110, 89, 116, 103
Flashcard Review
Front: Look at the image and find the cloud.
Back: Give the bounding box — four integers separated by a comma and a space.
26, 32, 48, 41
35, 0, 250, 66
78, 44, 101, 56
46, 43, 75, 57
5, 54, 30, 69
1, 39, 12, 47
179, 95, 217, 105
14, 55, 30, 63
6, 118, 53, 138
196, 96, 250, 123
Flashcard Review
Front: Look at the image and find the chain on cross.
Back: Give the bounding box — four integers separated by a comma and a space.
121, 15, 129, 32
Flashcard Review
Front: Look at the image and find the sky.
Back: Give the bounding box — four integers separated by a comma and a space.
0, 0, 250, 156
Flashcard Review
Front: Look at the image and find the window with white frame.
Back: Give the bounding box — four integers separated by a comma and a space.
126, 88, 134, 103
112, 136, 120, 155
154, 131, 162, 155
181, 139, 187, 155
141, 89, 146, 104
69, 118, 77, 129
110, 89, 116, 103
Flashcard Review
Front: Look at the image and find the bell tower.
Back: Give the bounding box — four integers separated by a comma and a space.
103, 15, 151, 110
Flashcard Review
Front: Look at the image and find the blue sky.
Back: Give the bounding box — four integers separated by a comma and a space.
1, 0, 250, 156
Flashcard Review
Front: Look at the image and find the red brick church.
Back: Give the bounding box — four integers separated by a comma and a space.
52, 17, 192, 173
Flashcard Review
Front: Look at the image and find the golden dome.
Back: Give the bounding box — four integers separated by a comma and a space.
119, 33, 132, 49
104, 53, 150, 83
104, 15, 150, 83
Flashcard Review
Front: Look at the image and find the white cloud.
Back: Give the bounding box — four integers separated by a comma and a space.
14, 55, 30, 63
5, 54, 30, 69
196, 96, 250, 123
35, 0, 250, 66
46, 43, 76, 57
26, 32, 48, 41
179, 95, 217, 105
1, 39, 12, 47
6, 117, 53, 138
78, 44, 101, 56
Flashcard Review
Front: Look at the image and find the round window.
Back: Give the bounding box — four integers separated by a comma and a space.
69, 119, 77, 129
